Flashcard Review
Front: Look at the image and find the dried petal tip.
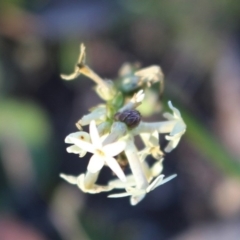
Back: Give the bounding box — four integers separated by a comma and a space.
115, 109, 141, 129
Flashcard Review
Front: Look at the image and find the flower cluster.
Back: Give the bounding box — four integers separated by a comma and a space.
60, 44, 186, 205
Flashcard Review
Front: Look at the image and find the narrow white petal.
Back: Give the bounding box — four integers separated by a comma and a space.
141, 161, 151, 179
60, 174, 78, 185
108, 192, 132, 198
69, 137, 94, 153
65, 131, 90, 143
140, 132, 150, 146
66, 145, 86, 156
130, 194, 145, 205
147, 175, 164, 192
168, 101, 181, 119
89, 120, 102, 149
87, 155, 104, 173
104, 156, 126, 182
76, 174, 86, 191
103, 141, 126, 157
150, 131, 159, 146
94, 185, 114, 192
169, 121, 186, 136
164, 141, 175, 153
162, 112, 174, 120
146, 174, 177, 192
126, 187, 145, 195
151, 162, 163, 177
109, 175, 136, 189
79, 151, 87, 158
135, 89, 145, 102
159, 174, 177, 186
164, 136, 181, 153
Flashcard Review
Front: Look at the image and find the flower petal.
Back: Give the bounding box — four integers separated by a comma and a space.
66, 145, 87, 158
151, 161, 163, 177
60, 174, 78, 185
89, 120, 102, 149
126, 187, 144, 195
109, 175, 136, 189
134, 89, 145, 103
147, 175, 164, 192
169, 121, 186, 136
148, 174, 177, 192
164, 135, 181, 153
103, 141, 126, 157
93, 185, 114, 193
130, 194, 145, 206
168, 101, 182, 119
163, 112, 174, 120
159, 174, 177, 186
65, 131, 90, 143
104, 156, 126, 182
87, 154, 104, 173
69, 137, 94, 153
108, 192, 132, 198
76, 174, 86, 191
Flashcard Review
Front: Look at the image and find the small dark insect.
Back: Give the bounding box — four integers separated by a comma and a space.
114, 109, 141, 129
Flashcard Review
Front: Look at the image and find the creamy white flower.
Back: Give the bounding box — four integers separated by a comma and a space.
139, 131, 163, 161
108, 161, 163, 189
163, 101, 186, 152
68, 121, 126, 182
108, 174, 177, 205
60, 173, 113, 194
65, 131, 91, 157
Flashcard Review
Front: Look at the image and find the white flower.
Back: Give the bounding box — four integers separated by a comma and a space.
68, 120, 127, 182
163, 101, 186, 152
108, 174, 177, 205
60, 173, 113, 194
108, 161, 163, 189
65, 131, 91, 157
139, 131, 163, 161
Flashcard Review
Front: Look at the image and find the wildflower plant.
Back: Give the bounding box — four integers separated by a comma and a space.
60, 44, 186, 205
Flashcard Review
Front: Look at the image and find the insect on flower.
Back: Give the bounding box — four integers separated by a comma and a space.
60, 43, 186, 206
114, 109, 141, 129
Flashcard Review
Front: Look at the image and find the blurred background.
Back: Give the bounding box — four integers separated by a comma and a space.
1, 0, 240, 239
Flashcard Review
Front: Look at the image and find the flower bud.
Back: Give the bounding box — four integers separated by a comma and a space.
114, 109, 141, 129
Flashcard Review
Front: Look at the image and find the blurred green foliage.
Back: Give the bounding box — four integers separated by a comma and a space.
0, 99, 51, 147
